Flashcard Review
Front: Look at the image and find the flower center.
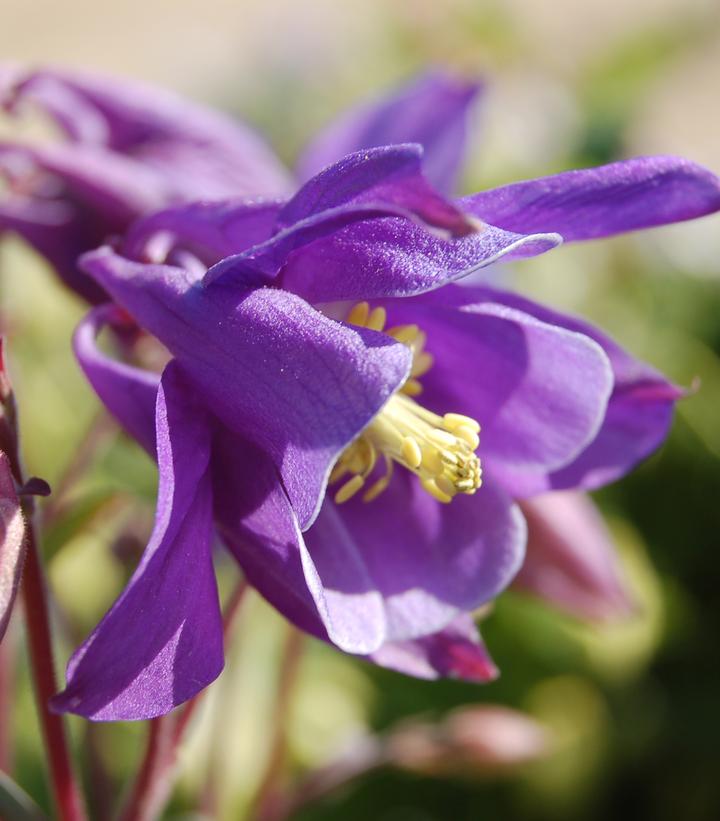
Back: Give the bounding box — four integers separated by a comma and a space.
330, 302, 482, 505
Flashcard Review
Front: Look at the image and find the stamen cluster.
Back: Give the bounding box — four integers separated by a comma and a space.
331, 302, 483, 504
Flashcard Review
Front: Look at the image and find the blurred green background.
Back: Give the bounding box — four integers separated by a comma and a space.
2, 1, 720, 819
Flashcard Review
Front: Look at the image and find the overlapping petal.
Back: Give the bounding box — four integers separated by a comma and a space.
304, 474, 525, 651
279, 217, 560, 303
463, 156, 720, 240
203, 145, 481, 288
449, 286, 682, 493
369, 614, 498, 682
82, 247, 412, 528
123, 199, 284, 267
379, 287, 613, 490
73, 305, 159, 455
51, 363, 222, 721
297, 71, 482, 193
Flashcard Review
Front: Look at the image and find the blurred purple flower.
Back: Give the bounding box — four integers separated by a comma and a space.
0, 65, 292, 302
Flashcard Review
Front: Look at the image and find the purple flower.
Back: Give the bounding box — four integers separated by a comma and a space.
8, 68, 714, 719
0, 65, 291, 302
48, 129, 719, 719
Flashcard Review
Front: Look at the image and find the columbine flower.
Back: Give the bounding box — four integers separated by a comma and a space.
46, 133, 720, 720
0, 64, 291, 301
4, 67, 716, 637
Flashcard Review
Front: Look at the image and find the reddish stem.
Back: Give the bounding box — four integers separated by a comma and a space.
21, 520, 87, 821
119, 580, 248, 821
0, 618, 16, 772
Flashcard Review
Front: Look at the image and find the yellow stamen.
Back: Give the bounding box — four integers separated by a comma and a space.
402, 378, 424, 397
346, 301, 370, 326
334, 474, 365, 504
332, 392, 481, 505
366, 306, 387, 332
388, 324, 420, 345
334, 302, 482, 504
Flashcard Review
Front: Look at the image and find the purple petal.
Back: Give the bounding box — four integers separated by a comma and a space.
457, 286, 681, 493
3, 65, 292, 198
279, 218, 559, 303
123, 199, 284, 267
368, 614, 498, 683
82, 247, 411, 529
303, 474, 526, 650
73, 305, 159, 455
211, 428, 329, 641
212, 428, 386, 654
463, 156, 720, 240
297, 71, 482, 193
380, 287, 613, 486
0, 451, 25, 642
51, 363, 222, 721
514, 492, 633, 621
203, 145, 482, 288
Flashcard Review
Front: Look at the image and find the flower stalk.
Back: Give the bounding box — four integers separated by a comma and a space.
21, 516, 88, 821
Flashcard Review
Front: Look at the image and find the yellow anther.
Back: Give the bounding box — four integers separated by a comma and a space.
454, 425, 480, 450
443, 413, 481, 434
334, 474, 365, 504
401, 436, 423, 469
366, 306, 387, 332
402, 378, 424, 397
411, 351, 434, 377
362, 477, 390, 503
387, 324, 420, 344
346, 301, 370, 327
435, 475, 456, 497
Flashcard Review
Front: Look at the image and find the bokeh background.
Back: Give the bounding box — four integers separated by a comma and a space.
2, 1, 720, 819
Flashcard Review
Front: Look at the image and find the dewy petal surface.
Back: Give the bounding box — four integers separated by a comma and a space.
51, 363, 222, 721
203, 145, 480, 288
297, 71, 482, 193
304, 474, 526, 648
456, 286, 681, 494
380, 287, 613, 486
280, 216, 560, 303
369, 614, 499, 683
514, 492, 633, 621
463, 156, 720, 240
82, 248, 412, 528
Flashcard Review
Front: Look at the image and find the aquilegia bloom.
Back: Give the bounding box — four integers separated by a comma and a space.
46, 134, 720, 720
5, 68, 718, 720
0, 68, 699, 621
